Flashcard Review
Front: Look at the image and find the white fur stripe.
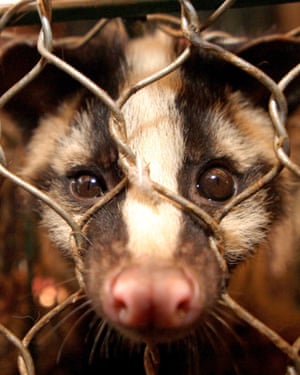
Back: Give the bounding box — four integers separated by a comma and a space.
121, 33, 184, 258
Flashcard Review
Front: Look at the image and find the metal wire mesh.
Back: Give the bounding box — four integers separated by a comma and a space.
0, 0, 299, 374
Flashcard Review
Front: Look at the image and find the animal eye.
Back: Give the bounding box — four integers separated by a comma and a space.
196, 166, 236, 202
70, 174, 107, 200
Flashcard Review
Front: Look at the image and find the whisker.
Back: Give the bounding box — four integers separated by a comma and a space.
39, 296, 90, 343
52, 277, 79, 288
200, 311, 243, 375
85, 313, 100, 344
100, 324, 118, 358
210, 309, 240, 341
181, 333, 200, 374
201, 320, 222, 352
57, 305, 94, 363
88, 319, 109, 364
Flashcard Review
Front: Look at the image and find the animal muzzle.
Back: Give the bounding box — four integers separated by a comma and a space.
101, 262, 203, 343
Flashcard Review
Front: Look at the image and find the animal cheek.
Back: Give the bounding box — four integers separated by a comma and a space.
219, 199, 271, 265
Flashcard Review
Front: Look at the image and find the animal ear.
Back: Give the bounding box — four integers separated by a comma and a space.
0, 19, 128, 133
0, 39, 79, 132
233, 36, 300, 110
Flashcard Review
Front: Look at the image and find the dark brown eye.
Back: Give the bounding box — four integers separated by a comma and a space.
196, 167, 236, 201
70, 174, 106, 200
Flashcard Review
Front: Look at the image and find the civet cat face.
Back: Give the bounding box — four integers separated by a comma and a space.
1, 23, 299, 344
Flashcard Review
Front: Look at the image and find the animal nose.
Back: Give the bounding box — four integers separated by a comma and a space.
103, 265, 201, 330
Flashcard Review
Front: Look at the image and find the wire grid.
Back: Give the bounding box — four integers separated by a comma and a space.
0, 0, 299, 374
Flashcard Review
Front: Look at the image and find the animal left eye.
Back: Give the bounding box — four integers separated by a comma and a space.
70, 174, 107, 200
196, 166, 236, 202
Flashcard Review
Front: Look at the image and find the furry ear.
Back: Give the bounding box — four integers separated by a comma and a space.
232, 36, 300, 166
0, 19, 128, 134
0, 39, 79, 133
234, 35, 300, 110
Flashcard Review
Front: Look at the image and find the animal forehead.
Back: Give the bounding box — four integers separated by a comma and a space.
125, 31, 177, 82
55, 35, 274, 173
122, 36, 274, 169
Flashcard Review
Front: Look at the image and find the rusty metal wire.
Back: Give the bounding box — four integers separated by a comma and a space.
0, 323, 34, 375
0, 0, 299, 374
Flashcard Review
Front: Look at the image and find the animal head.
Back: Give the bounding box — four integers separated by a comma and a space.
1, 21, 299, 345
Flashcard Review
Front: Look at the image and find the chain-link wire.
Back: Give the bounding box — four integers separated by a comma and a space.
0, 0, 299, 374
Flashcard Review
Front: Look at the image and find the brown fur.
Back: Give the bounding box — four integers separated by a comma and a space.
0, 23, 300, 375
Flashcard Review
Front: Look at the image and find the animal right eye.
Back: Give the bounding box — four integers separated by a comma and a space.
196, 165, 236, 202
70, 174, 107, 200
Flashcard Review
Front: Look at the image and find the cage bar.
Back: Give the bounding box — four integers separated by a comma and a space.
0, 0, 300, 25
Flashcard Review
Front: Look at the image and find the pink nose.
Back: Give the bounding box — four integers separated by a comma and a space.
103, 265, 201, 330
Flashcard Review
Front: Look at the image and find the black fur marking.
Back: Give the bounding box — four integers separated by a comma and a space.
176, 48, 230, 164
73, 99, 120, 170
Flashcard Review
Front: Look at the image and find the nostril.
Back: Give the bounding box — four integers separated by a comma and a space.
176, 298, 190, 317
113, 296, 128, 318
103, 265, 201, 331
111, 279, 138, 325
164, 276, 196, 326
117, 306, 132, 326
